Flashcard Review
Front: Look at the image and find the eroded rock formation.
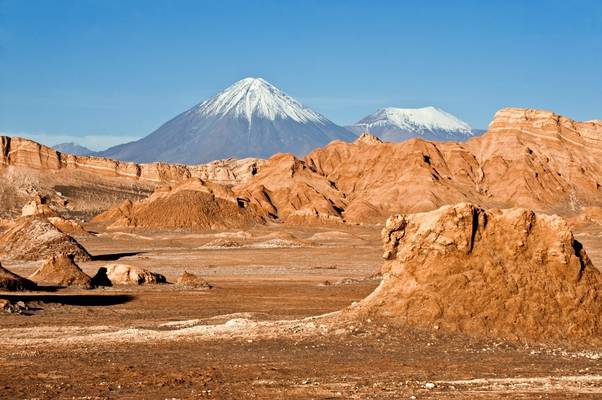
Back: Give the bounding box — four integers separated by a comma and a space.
349, 203, 602, 342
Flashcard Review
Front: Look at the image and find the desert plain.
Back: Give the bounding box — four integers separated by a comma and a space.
1, 108, 602, 399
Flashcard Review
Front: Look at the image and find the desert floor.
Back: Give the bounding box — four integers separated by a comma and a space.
1, 223, 602, 399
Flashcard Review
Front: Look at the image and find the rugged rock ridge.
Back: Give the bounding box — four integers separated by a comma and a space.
236, 107, 602, 224
0, 136, 262, 186
349, 203, 602, 342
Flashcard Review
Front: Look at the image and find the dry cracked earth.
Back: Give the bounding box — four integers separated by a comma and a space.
1, 223, 602, 399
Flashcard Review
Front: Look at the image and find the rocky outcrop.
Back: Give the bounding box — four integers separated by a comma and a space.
96, 264, 166, 285
0, 217, 91, 261
0, 263, 37, 291
29, 253, 93, 288
92, 178, 266, 230
349, 203, 602, 343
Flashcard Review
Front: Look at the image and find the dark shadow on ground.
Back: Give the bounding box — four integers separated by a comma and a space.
0, 294, 135, 306
92, 252, 144, 261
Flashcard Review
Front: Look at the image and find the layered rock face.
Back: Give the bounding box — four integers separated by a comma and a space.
92, 178, 266, 230
236, 108, 602, 224
350, 203, 602, 342
0, 136, 263, 185
0, 217, 91, 261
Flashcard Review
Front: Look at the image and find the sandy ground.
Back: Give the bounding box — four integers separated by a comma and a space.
1, 223, 602, 399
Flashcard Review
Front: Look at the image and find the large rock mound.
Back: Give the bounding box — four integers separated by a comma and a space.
29, 253, 93, 288
0, 263, 37, 291
0, 217, 91, 261
92, 178, 266, 230
351, 203, 602, 342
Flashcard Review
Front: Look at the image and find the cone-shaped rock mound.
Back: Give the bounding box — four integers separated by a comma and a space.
177, 271, 212, 289
0, 217, 91, 261
92, 178, 266, 230
0, 263, 37, 291
29, 253, 93, 289
350, 203, 602, 343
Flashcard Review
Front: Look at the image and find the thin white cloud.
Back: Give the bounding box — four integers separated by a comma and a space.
0, 131, 141, 151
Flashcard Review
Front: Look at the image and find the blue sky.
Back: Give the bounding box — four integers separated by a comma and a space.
1, 0, 601, 149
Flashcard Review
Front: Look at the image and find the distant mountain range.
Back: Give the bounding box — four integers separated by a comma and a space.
347, 106, 478, 141
53, 78, 484, 164
53, 142, 93, 156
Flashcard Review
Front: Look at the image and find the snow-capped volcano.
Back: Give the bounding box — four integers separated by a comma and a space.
97, 78, 354, 164
197, 77, 328, 124
347, 106, 477, 142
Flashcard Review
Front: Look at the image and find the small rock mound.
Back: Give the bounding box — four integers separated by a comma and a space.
29, 253, 93, 289
0, 217, 91, 261
351, 203, 602, 343
100, 264, 166, 285
0, 263, 37, 291
177, 271, 212, 289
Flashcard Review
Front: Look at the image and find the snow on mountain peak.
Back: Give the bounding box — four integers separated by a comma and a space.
360, 106, 473, 133
194, 77, 328, 124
